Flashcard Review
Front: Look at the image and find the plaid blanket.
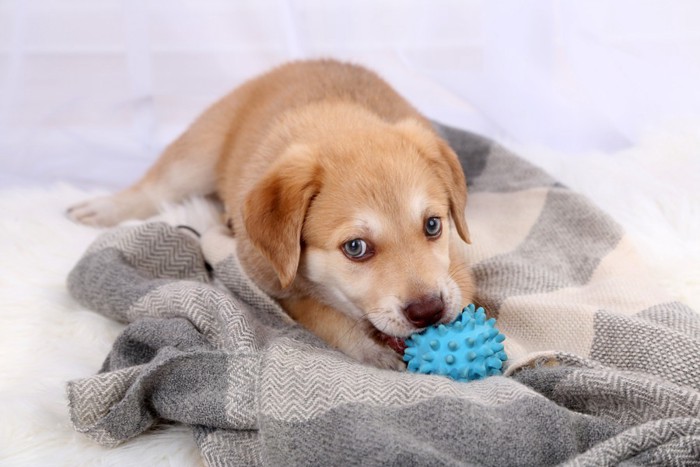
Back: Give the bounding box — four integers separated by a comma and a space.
66, 124, 700, 466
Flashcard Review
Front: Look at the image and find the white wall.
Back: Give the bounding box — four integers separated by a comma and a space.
2, 0, 699, 188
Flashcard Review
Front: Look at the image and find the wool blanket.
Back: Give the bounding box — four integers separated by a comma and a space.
66, 124, 700, 466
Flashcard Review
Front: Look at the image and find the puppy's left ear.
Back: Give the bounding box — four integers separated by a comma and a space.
243, 144, 321, 289
396, 119, 471, 244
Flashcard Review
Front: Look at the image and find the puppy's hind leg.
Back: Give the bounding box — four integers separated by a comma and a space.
67, 123, 223, 227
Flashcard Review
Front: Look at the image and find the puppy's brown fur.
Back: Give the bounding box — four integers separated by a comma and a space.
68, 59, 474, 369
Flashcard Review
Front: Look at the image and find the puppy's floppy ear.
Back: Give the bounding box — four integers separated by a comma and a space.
243, 144, 321, 288
434, 139, 471, 244
395, 119, 471, 244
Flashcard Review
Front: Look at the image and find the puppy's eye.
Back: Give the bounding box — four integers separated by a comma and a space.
342, 238, 371, 260
425, 217, 442, 238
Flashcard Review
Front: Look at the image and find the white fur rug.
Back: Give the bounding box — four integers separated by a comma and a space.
1, 123, 699, 466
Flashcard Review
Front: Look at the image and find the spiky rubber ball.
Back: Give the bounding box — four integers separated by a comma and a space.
404, 304, 507, 382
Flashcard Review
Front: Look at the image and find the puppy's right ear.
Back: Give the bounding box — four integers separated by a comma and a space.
243, 144, 321, 289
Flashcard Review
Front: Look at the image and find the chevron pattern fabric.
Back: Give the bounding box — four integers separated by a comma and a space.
66, 124, 700, 465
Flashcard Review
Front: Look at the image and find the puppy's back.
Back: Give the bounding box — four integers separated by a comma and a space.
215, 59, 430, 206
274, 60, 423, 122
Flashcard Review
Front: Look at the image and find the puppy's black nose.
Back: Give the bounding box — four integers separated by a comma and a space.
404, 295, 444, 328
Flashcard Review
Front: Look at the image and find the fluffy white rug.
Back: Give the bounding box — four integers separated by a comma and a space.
1, 123, 698, 466
0, 187, 214, 466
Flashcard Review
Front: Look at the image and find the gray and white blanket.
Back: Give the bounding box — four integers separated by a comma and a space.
67, 124, 700, 466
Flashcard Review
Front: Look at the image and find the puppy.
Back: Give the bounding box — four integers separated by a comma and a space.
68, 59, 475, 369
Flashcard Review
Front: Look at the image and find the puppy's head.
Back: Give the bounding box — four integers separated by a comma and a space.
243, 119, 471, 344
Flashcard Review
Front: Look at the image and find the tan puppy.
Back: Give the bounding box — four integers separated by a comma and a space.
68, 59, 475, 369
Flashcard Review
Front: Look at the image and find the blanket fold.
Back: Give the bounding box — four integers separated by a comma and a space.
66, 124, 700, 466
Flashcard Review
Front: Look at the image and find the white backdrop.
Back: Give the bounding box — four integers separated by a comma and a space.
2, 0, 700, 189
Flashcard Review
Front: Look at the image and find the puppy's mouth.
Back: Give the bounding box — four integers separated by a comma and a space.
374, 330, 407, 355
365, 288, 458, 356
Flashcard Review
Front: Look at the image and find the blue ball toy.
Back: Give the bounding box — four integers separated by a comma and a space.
404, 304, 507, 382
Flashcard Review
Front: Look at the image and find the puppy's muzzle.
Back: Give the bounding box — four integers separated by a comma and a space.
404, 295, 444, 328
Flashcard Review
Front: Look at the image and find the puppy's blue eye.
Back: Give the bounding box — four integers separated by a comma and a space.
342, 238, 369, 259
425, 217, 442, 238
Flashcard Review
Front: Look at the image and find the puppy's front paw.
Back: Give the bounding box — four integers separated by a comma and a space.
66, 195, 126, 227
355, 341, 407, 371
